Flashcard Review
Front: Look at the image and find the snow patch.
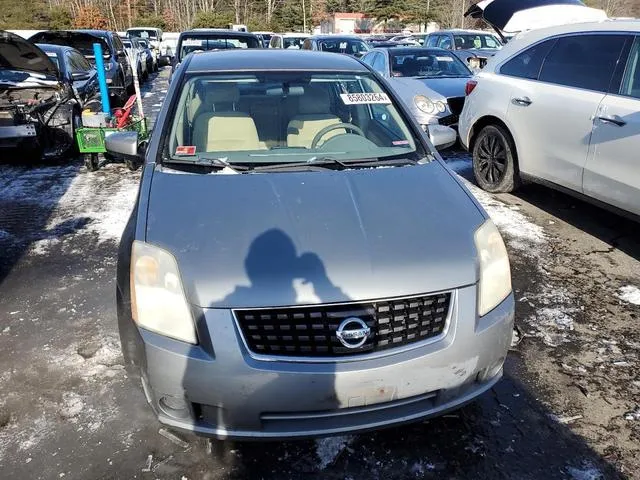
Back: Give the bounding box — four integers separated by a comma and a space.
59, 392, 84, 419
468, 184, 546, 252
566, 462, 604, 480
315, 435, 353, 469
617, 285, 640, 306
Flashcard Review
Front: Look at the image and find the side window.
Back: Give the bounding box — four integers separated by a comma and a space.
426, 35, 439, 48
372, 53, 386, 73
438, 35, 452, 50
361, 52, 375, 66
66, 52, 83, 73
500, 39, 556, 80
621, 37, 640, 99
538, 34, 627, 92
73, 52, 92, 71
113, 35, 124, 53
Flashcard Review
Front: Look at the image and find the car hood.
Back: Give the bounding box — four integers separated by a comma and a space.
0, 30, 59, 78
389, 76, 445, 101
465, 0, 607, 33
415, 77, 469, 99
145, 162, 485, 309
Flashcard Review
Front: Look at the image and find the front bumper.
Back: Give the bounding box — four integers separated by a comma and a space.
0, 124, 37, 140
136, 285, 514, 440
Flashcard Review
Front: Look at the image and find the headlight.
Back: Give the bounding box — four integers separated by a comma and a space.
414, 95, 435, 114
474, 220, 512, 316
435, 101, 446, 113
130, 241, 197, 344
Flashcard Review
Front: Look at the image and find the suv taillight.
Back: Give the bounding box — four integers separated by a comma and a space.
465, 80, 478, 96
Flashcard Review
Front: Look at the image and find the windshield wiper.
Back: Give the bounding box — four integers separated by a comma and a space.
162, 156, 248, 173
250, 156, 419, 173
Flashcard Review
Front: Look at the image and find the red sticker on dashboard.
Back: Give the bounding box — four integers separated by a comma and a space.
175, 145, 196, 155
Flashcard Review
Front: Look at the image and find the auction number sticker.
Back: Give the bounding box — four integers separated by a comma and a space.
182, 39, 203, 47
340, 93, 391, 105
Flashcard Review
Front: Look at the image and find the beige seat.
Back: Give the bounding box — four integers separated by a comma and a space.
193, 113, 267, 152
191, 84, 266, 152
287, 87, 344, 148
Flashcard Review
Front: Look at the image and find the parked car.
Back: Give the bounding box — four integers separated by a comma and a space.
268, 33, 310, 49
253, 31, 274, 48
390, 35, 421, 46
301, 35, 370, 57
126, 27, 163, 68
172, 29, 262, 77
36, 43, 101, 110
29, 30, 134, 106
1, 31, 91, 160
367, 40, 421, 49
459, 15, 640, 217
121, 37, 148, 82
137, 39, 156, 73
364, 48, 472, 130
425, 29, 502, 69
105, 49, 514, 440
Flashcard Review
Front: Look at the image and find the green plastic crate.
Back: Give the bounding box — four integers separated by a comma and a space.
75, 117, 148, 154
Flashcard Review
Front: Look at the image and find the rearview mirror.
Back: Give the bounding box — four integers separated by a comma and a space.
105, 131, 140, 158
427, 124, 457, 151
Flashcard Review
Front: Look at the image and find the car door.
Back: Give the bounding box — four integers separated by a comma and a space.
503, 33, 626, 192
584, 35, 640, 216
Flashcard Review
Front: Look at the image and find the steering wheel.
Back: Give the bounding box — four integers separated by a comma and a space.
311, 123, 366, 149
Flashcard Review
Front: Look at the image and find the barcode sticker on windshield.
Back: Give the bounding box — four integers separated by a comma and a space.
435, 56, 454, 62
182, 39, 203, 46
340, 93, 391, 105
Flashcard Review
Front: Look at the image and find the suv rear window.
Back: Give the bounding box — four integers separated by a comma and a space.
538, 34, 626, 92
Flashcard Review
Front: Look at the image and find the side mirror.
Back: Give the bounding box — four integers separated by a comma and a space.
427, 124, 457, 151
105, 131, 140, 158
71, 72, 91, 81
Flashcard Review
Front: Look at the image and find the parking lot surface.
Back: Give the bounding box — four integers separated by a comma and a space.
0, 68, 639, 480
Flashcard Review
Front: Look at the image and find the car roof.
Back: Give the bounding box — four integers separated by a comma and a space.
488, 18, 640, 67
35, 43, 70, 54
276, 32, 310, 37
310, 35, 363, 40
73, 29, 113, 37
377, 47, 451, 55
182, 29, 257, 37
186, 50, 369, 73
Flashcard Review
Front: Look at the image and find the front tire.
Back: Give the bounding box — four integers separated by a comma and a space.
472, 124, 520, 193
84, 153, 99, 171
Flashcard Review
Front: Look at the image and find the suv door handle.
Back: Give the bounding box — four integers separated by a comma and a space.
512, 96, 532, 106
597, 114, 626, 127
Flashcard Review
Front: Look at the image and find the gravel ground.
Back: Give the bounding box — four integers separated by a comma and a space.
0, 68, 638, 479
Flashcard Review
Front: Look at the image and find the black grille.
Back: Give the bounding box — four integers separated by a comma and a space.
447, 97, 466, 116
439, 114, 459, 127
235, 293, 451, 358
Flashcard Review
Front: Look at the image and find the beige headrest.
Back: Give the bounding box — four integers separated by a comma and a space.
203, 83, 240, 109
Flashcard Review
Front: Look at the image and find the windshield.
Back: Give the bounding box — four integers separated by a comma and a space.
122, 40, 132, 48
318, 39, 369, 55
167, 71, 424, 166
44, 52, 60, 69
283, 37, 306, 49
453, 34, 501, 50
128, 29, 158, 40
179, 35, 259, 59
29, 33, 111, 58
390, 50, 471, 77
139, 40, 149, 48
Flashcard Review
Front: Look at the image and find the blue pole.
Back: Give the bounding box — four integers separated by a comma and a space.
93, 43, 111, 115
